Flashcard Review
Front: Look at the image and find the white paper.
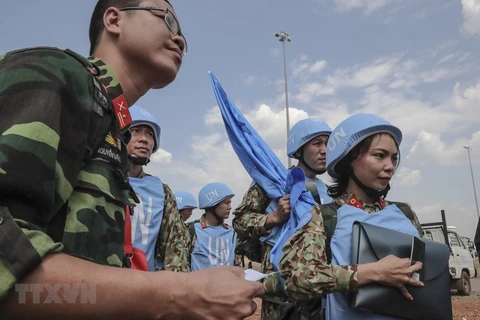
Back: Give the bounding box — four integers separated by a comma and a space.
244, 269, 268, 282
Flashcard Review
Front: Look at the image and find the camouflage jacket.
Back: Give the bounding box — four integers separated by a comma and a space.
232, 184, 287, 301
0, 47, 137, 301
234, 184, 328, 320
155, 185, 191, 272
279, 192, 423, 301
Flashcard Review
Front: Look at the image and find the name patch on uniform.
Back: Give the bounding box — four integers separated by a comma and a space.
95, 147, 121, 165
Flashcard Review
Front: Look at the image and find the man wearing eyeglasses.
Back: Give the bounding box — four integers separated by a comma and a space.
0, 1, 264, 319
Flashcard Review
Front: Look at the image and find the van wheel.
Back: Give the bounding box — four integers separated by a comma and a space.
457, 271, 471, 296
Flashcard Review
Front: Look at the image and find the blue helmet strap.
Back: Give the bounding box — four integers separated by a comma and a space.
129, 154, 150, 166
349, 168, 390, 200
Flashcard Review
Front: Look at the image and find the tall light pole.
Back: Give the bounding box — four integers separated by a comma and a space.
275, 31, 292, 167
464, 145, 480, 218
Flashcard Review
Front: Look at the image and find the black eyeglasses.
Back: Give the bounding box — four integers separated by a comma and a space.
119, 6, 188, 56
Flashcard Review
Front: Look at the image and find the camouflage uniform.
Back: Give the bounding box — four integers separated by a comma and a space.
0, 47, 153, 301
233, 184, 324, 320
278, 192, 423, 303
132, 171, 191, 272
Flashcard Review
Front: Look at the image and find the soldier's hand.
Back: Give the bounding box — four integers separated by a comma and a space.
274, 195, 291, 223
173, 266, 265, 320
369, 255, 424, 300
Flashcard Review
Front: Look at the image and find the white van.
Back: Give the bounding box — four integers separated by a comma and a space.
421, 210, 476, 296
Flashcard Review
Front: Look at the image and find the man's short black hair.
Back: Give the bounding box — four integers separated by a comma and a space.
88, 0, 174, 55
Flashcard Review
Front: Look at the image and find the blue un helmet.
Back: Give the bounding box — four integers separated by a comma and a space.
326, 113, 402, 180
129, 105, 161, 153
287, 118, 332, 158
175, 191, 198, 210
198, 182, 235, 209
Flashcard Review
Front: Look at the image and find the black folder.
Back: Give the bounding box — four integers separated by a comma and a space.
350, 221, 452, 320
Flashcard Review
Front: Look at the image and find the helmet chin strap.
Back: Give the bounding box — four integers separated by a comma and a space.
129, 154, 150, 166
209, 207, 224, 224
214, 208, 225, 224
350, 169, 390, 200
297, 148, 326, 175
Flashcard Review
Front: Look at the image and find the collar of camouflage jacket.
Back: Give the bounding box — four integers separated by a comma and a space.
87, 56, 132, 132
338, 191, 387, 211
200, 214, 229, 229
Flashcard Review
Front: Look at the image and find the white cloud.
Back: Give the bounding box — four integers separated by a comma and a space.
204, 106, 223, 125
310, 60, 328, 73
326, 57, 398, 89
293, 82, 335, 104
420, 67, 457, 83
291, 54, 478, 137
292, 58, 328, 78
349, 60, 395, 87
415, 203, 479, 238
407, 130, 480, 165
333, 0, 393, 15
461, 0, 480, 37
388, 79, 407, 89
415, 203, 442, 223
358, 86, 461, 136
241, 75, 258, 86
438, 53, 457, 64
395, 167, 422, 186
150, 148, 172, 164
453, 81, 480, 115
458, 52, 472, 62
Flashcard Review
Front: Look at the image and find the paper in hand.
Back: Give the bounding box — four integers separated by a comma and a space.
244, 269, 287, 282
244, 269, 268, 282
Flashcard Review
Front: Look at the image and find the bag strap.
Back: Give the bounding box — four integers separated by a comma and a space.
389, 201, 415, 220
124, 205, 133, 256
320, 202, 341, 264
305, 180, 322, 204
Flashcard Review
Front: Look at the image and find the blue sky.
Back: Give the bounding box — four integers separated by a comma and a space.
2, 0, 480, 238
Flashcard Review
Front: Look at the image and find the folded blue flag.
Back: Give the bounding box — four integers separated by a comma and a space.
208, 72, 316, 276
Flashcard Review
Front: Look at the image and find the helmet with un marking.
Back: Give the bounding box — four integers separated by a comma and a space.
287, 118, 332, 158
326, 113, 402, 179
198, 183, 235, 209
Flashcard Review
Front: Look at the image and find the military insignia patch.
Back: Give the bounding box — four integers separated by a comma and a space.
112, 94, 132, 130
105, 132, 122, 150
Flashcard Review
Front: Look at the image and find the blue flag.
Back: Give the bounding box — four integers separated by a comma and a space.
208, 71, 316, 275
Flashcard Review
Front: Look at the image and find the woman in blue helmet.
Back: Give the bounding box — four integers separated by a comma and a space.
126, 105, 191, 272
190, 182, 237, 271
277, 113, 424, 320
174, 190, 198, 222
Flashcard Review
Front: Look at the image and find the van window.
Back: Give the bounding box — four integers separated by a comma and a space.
424, 231, 433, 241
448, 233, 462, 248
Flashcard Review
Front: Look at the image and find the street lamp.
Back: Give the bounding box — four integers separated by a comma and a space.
464, 145, 480, 218
275, 31, 292, 167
